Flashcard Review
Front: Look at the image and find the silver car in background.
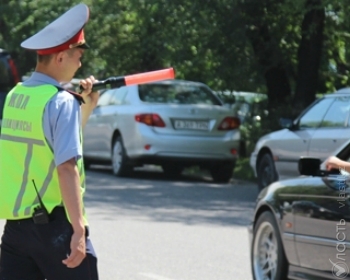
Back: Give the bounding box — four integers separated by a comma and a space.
250, 88, 350, 190
83, 79, 240, 183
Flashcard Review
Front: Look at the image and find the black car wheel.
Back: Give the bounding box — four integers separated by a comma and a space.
257, 153, 277, 190
210, 163, 234, 183
251, 211, 288, 280
112, 136, 132, 176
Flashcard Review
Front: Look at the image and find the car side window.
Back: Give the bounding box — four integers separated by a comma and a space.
320, 97, 350, 128
298, 98, 334, 128
97, 90, 114, 107
109, 87, 127, 105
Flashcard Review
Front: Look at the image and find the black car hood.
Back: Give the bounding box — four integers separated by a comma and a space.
258, 176, 310, 200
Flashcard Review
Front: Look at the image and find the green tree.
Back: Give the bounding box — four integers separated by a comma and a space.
1, 0, 350, 122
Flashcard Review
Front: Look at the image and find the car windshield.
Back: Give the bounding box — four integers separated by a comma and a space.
138, 83, 222, 106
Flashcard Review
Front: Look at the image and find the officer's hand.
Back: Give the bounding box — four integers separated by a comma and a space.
80, 75, 99, 107
62, 231, 86, 268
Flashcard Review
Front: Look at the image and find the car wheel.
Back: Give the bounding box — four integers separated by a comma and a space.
210, 163, 234, 183
112, 136, 132, 176
251, 211, 288, 280
162, 164, 183, 178
257, 153, 277, 191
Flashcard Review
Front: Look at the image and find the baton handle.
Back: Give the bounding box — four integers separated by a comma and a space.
79, 68, 175, 92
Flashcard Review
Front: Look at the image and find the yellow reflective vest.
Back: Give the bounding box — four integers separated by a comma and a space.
0, 84, 87, 224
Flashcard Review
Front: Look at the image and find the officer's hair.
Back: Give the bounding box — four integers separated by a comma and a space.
37, 49, 77, 64
37, 54, 54, 65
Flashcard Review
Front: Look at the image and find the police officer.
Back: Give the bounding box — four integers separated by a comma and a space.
0, 4, 99, 279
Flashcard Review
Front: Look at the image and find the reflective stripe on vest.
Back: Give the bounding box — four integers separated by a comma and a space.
0, 84, 87, 224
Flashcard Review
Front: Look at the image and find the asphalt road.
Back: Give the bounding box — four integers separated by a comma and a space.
0, 166, 260, 280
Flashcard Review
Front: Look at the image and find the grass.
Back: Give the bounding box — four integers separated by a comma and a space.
234, 157, 257, 182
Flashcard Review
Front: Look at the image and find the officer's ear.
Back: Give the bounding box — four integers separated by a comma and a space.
55, 52, 65, 64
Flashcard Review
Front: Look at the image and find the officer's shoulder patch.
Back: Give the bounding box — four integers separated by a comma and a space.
55, 86, 85, 105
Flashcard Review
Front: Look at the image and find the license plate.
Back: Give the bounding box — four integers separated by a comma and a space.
174, 120, 209, 130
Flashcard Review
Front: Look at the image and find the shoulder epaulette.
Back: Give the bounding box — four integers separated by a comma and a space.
55, 86, 85, 105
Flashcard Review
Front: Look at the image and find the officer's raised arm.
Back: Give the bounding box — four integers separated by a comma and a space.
79, 75, 100, 128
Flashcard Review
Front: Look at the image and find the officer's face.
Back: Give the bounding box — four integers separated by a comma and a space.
60, 48, 84, 82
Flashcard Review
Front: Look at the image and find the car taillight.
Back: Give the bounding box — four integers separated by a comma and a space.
7, 58, 20, 84
218, 117, 240, 130
135, 114, 166, 127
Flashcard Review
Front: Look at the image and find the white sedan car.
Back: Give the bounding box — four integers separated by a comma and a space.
250, 88, 350, 190
83, 79, 241, 183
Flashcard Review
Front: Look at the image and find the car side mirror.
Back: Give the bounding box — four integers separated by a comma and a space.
279, 117, 294, 129
298, 157, 321, 176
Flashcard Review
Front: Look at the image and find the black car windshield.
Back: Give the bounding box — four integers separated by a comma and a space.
138, 83, 222, 106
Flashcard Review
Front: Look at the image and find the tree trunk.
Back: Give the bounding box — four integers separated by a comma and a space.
293, 0, 325, 113
245, 23, 293, 133
239, 1, 292, 114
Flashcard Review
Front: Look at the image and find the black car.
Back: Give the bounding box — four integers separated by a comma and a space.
0, 48, 20, 127
249, 139, 350, 280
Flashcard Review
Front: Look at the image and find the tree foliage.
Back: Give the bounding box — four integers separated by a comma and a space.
1, 0, 350, 118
